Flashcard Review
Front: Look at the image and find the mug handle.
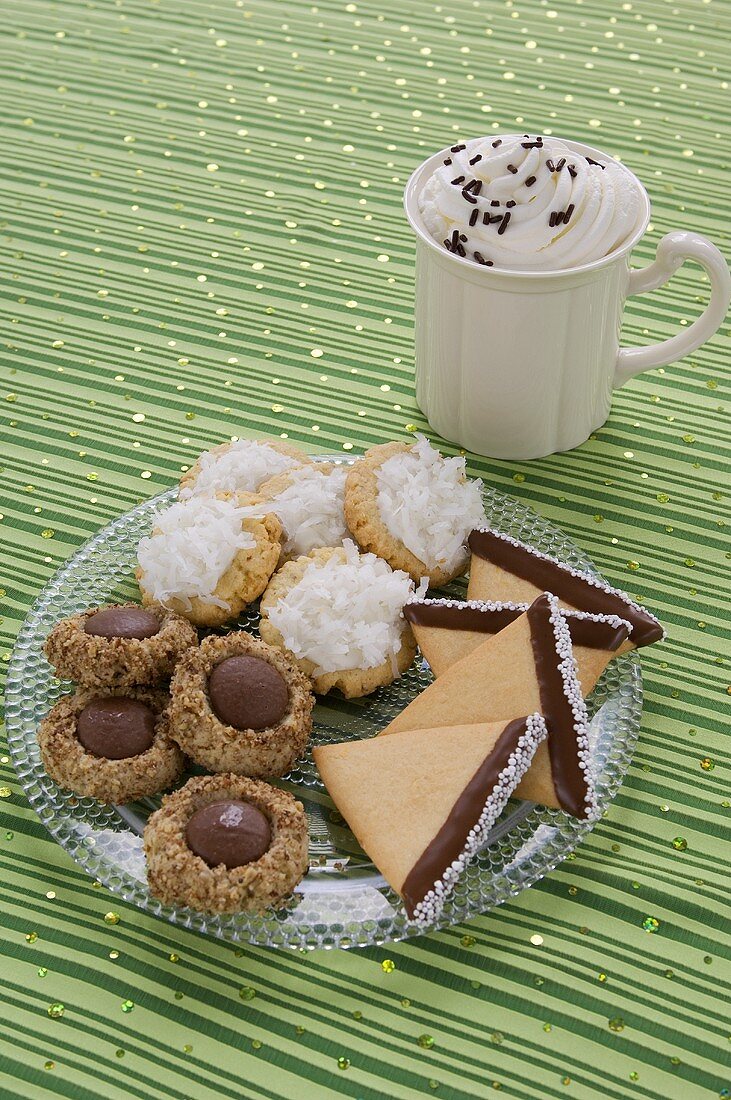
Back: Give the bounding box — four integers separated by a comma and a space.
614, 230, 731, 387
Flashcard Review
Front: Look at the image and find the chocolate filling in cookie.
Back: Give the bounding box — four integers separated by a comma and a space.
85, 607, 160, 640
208, 655, 289, 731
185, 799, 272, 869
77, 697, 156, 760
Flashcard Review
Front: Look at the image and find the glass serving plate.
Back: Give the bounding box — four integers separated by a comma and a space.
5, 456, 642, 950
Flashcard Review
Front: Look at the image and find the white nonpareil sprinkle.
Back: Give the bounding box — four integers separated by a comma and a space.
180, 439, 300, 498
267, 540, 423, 675
137, 496, 256, 611
412, 713, 548, 927
265, 465, 348, 557
376, 435, 486, 571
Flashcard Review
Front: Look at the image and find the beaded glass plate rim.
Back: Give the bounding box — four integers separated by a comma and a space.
5, 454, 643, 950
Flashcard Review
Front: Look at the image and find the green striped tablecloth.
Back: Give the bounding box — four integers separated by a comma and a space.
1, 1, 728, 1097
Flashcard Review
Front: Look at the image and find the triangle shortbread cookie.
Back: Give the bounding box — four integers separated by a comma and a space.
404, 596, 631, 691
382, 594, 598, 818
467, 528, 664, 648
314, 714, 547, 925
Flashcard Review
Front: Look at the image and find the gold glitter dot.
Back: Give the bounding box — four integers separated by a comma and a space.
0, 788, 12, 799
337, 1056, 350, 1070
376, 254, 390, 262
104, 912, 120, 925
530, 934, 544, 946
342, 442, 354, 451
47, 1003, 65, 1019
121, 1000, 134, 1013
38, 967, 47, 977
44, 1061, 55, 1071
239, 986, 256, 1001
109, 950, 119, 960
381, 958, 396, 973
251, 1039, 262, 1050
41, 530, 55, 539
132, 413, 145, 423
310, 348, 324, 358
26, 931, 39, 943
700, 757, 714, 771
140, 471, 152, 480
608, 1016, 625, 1032
418, 1034, 434, 1049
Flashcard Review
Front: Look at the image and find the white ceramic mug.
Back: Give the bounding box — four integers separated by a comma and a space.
404, 138, 731, 460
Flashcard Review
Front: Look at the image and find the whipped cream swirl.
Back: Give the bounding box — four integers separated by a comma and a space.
418, 134, 643, 271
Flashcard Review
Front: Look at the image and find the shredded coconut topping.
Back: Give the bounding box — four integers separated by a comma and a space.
376, 435, 486, 571
412, 713, 548, 927
266, 465, 348, 557
267, 540, 422, 675
137, 496, 256, 611
181, 439, 300, 498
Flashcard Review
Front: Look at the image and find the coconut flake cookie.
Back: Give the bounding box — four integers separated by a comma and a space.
344, 435, 486, 586
38, 687, 184, 804
137, 492, 282, 629
257, 463, 348, 562
179, 437, 310, 499
258, 541, 420, 698
44, 604, 198, 691
144, 774, 309, 913
168, 633, 314, 777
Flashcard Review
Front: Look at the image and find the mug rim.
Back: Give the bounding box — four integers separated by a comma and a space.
403, 134, 652, 280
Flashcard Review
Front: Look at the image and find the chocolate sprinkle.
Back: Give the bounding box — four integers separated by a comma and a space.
490, 200, 500, 208
546, 159, 556, 172
525, 175, 536, 187
506, 200, 516, 208
568, 163, 577, 178
492, 139, 502, 148
498, 212, 511, 235
507, 164, 518, 174
586, 156, 605, 168
450, 143, 467, 153
443, 157, 452, 166
469, 154, 482, 165
521, 140, 543, 149
483, 212, 502, 225
469, 208, 479, 227
451, 175, 465, 185
555, 158, 566, 172
473, 252, 493, 266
